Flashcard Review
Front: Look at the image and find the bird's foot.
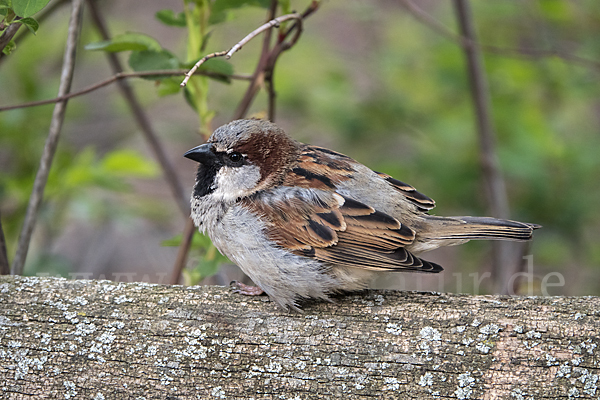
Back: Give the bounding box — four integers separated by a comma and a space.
230, 281, 265, 296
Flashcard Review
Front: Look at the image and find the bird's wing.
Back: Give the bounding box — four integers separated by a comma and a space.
374, 172, 436, 211
241, 146, 442, 273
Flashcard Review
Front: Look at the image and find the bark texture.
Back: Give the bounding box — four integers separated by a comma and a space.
0, 275, 599, 399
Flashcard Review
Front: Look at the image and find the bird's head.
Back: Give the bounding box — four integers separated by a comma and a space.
184, 119, 300, 202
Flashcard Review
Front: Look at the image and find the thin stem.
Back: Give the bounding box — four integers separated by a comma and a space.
232, 0, 279, 120
11, 0, 85, 275
264, 0, 279, 122
0, 70, 251, 113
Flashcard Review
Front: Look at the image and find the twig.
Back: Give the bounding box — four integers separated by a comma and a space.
0, 70, 251, 112
399, 0, 600, 70
87, 0, 190, 217
181, 13, 301, 87
453, 0, 515, 294
0, 211, 9, 275
11, 0, 85, 275
262, 0, 279, 122
0, 18, 22, 54
263, 6, 308, 121
232, 0, 279, 120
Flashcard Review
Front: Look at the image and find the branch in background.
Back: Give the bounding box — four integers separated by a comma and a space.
259, 0, 278, 122
11, 0, 85, 275
399, 0, 600, 70
0, 211, 9, 275
263, 5, 309, 121
0, 70, 252, 112
233, 0, 279, 121
86, 0, 191, 217
453, 0, 516, 294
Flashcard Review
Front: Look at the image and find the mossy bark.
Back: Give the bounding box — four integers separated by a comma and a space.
1, 275, 599, 399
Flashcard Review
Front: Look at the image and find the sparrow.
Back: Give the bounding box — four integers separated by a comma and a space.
184, 119, 540, 311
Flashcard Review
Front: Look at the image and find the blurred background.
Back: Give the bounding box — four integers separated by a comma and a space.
1, 0, 599, 296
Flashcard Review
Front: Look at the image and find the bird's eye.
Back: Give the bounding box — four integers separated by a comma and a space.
227, 152, 243, 164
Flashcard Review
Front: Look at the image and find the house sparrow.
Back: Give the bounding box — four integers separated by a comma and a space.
185, 119, 539, 310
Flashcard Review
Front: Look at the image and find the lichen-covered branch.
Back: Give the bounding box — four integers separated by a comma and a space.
0, 275, 598, 399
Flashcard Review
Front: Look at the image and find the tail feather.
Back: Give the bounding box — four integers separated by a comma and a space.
423, 215, 541, 242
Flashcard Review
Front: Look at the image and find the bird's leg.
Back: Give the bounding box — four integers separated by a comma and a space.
230, 281, 265, 296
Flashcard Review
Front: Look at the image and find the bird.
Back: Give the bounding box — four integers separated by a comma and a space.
184, 119, 540, 311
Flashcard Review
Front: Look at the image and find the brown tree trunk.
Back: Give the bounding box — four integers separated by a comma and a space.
1, 275, 598, 399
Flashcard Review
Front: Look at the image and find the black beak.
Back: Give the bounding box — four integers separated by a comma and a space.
184, 143, 216, 164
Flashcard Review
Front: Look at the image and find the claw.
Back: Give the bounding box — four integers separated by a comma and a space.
230, 281, 265, 296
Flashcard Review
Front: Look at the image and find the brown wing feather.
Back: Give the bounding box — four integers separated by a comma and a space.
375, 171, 436, 211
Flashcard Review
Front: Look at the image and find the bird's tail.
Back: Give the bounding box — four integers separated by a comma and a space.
421, 215, 541, 242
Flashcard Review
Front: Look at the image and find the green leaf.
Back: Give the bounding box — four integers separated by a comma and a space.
12, 0, 49, 17
162, 232, 208, 248
85, 32, 162, 53
101, 149, 158, 178
278, 0, 291, 14
128, 50, 179, 77
155, 9, 186, 27
183, 86, 199, 110
16, 16, 38, 34
194, 257, 221, 280
200, 58, 233, 76
156, 78, 182, 96
209, 0, 271, 25
2, 40, 15, 55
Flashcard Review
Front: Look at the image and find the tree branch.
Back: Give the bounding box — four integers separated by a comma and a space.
0, 70, 251, 113
10, 0, 85, 276
399, 0, 600, 70
232, 0, 279, 121
263, 0, 279, 122
1, 275, 598, 398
